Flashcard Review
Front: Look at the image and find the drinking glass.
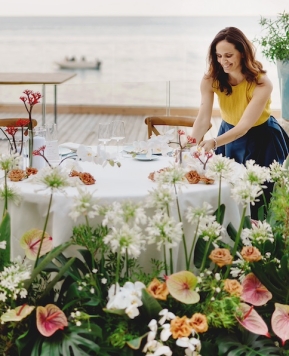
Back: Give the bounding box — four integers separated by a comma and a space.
98, 122, 112, 151
111, 121, 125, 157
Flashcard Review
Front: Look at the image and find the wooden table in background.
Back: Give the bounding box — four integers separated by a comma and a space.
0, 72, 76, 125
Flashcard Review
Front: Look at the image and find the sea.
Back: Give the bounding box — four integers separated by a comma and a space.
0, 16, 281, 109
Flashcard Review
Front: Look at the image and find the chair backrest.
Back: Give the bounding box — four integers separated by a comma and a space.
0, 118, 37, 128
144, 115, 196, 139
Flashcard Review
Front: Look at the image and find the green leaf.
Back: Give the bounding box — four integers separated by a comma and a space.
214, 203, 225, 224
0, 211, 11, 269
126, 333, 148, 350
194, 238, 214, 269
140, 288, 162, 319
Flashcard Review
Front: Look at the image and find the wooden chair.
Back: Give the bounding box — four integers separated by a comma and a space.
0, 118, 38, 136
144, 115, 196, 139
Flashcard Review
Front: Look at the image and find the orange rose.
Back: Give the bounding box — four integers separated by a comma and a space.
8, 169, 26, 182
223, 279, 243, 296
79, 172, 96, 185
185, 170, 200, 184
209, 248, 233, 267
148, 172, 155, 181
199, 175, 215, 185
241, 246, 262, 262
69, 170, 80, 177
147, 278, 169, 301
170, 316, 193, 339
26, 167, 38, 176
188, 313, 208, 333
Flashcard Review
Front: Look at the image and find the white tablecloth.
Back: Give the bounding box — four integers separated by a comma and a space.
1, 154, 244, 271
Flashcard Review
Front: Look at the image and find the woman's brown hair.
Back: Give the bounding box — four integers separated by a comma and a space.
206, 27, 266, 95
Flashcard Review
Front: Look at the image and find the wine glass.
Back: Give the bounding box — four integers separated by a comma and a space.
98, 122, 112, 151
111, 121, 125, 158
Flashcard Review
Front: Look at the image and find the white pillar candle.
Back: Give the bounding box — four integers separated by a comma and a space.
32, 135, 46, 169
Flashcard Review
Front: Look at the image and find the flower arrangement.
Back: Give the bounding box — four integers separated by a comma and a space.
1, 138, 289, 355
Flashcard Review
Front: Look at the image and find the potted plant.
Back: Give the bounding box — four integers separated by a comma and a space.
254, 11, 289, 120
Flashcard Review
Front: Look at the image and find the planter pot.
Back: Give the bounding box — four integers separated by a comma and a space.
277, 60, 289, 120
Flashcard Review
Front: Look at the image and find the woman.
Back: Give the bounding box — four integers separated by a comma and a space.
191, 27, 289, 217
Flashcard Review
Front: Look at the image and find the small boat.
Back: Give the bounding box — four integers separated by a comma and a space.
55, 58, 101, 70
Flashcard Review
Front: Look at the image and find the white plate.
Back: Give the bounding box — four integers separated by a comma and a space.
135, 154, 158, 161
123, 145, 172, 155
59, 147, 73, 155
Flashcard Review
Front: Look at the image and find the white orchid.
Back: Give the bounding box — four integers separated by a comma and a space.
176, 336, 201, 355
158, 309, 176, 325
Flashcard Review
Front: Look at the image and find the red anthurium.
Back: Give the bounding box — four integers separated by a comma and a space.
0, 304, 35, 323
36, 304, 68, 337
271, 303, 289, 346
165, 271, 200, 304
20, 229, 53, 260
236, 303, 270, 337
241, 273, 272, 306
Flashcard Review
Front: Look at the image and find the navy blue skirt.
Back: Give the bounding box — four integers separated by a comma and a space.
215, 116, 289, 167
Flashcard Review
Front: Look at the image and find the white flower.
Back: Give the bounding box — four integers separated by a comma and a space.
241, 220, 274, 245
146, 186, 175, 210
231, 180, 263, 206
142, 340, 172, 356
269, 160, 286, 182
68, 187, 100, 221
0, 241, 6, 250
101, 278, 107, 284
186, 202, 214, 225
103, 224, 146, 258
176, 337, 201, 353
146, 212, 183, 250
32, 166, 71, 191
154, 163, 187, 186
160, 323, 172, 342
0, 183, 22, 206
0, 153, 20, 171
77, 145, 94, 162
125, 303, 140, 319
242, 160, 271, 186
206, 154, 235, 180
199, 218, 225, 242
158, 309, 176, 325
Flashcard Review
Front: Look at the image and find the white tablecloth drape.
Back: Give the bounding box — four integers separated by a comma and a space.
1, 154, 244, 271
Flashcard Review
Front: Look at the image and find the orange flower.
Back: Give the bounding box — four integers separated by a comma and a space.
26, 167, 38, 176
185, 170, 200, 184
241, 246, 262, 262
8, 169, 26, 182
209, 248, 233, 267
224, 279, 243, 296
79, 172, 96, 185
170, 316, 193, 339
188, 313, 208, 333
147, 278, 169, 301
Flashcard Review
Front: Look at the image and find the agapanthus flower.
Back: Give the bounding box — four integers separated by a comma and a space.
154, 164, 187, 186
103, 224, 146, 258
0, 153, 20, 171
185, 202, 214, 225
198, 218, 225, 242
0, 257, 31, 301
146, 212, 183, 250
69, 187, 100, 221
102, 201, 147, 226
205, 153, 236, 180
269, 160, 287, 182
242, 160, 271, 187
0, 183, 22, 206
231, 180, 263, 206
241, 220, 274, 246
32, 166, 71, 191
146, 186, 175, 210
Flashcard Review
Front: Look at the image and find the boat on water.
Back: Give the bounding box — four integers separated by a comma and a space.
55, 57, 101, 70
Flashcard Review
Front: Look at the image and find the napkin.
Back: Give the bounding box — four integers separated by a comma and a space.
59, 142, 80, 151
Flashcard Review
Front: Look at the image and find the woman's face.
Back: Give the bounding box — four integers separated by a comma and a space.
215, 40, 242, 74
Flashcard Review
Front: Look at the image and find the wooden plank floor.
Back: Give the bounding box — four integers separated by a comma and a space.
0, 113, 221, 153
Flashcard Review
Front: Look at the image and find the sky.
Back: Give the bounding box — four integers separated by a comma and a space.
0, 0, 288, 17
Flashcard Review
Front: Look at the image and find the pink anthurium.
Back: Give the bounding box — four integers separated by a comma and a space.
20, 228, 53, 260
0, 304, 35, 323
241, 273, 272, 306
165, 271, 200, 304
36, 304, 68, 337
236, 303, 270, 338
271, 303, 289, 346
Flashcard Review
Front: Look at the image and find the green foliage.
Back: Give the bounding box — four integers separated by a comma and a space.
0, 211, 10, 270
217, 330, 281, 356
254, 11, 289, 62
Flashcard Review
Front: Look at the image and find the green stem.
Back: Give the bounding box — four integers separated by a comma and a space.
224, 206, 247, 278
169, 248, 173, 274
3, 170, 8, 216
174, 184, 188, 269
125, 249, 129, 279
200, 237, 213, 272
163, 244, 168, 275
34, 191, 53, 268
29, 128, 34, 168
188, 219, 200, 268
115, 249, 121, 288
217, 175, 222, 223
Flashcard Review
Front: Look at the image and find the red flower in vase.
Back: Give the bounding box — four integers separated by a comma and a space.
20, 89, 42, 130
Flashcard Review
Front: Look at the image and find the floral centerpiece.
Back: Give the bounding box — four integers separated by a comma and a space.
1, 132, 289, 355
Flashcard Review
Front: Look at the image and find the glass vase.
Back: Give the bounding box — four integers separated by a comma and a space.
26, 128, 46, 169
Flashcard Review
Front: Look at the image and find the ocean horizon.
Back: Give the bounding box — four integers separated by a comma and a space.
0, 16, 281, 109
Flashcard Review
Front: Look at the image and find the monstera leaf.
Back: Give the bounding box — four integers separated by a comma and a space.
217, 330, 280, 356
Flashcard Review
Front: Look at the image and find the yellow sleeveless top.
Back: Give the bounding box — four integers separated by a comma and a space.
212, 79, 271, 126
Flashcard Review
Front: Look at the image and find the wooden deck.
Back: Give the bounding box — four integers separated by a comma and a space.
0, 112, 222, 153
